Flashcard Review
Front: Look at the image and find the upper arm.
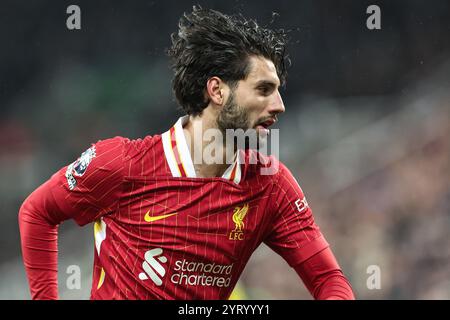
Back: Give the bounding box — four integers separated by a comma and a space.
264, 163, 329, 267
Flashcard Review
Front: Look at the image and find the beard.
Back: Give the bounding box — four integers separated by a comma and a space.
216, 90, 267, 151
216, 90, 250, 132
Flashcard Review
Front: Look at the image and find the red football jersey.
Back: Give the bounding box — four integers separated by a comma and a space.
31, 116, 329, 299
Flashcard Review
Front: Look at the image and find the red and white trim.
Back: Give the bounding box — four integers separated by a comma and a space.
162, 116, 195, 177
221, 152, 242, 184
162, 116, 241, 184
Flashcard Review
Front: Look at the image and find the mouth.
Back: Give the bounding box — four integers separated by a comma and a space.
255, 118, 277, 135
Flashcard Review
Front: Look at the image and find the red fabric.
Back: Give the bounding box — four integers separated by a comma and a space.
19, 137, 125, 300
294, 247, 355, 300
19, 128, 341, 300
18, 178, 65, 300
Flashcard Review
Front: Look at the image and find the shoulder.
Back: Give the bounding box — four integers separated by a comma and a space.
242, 149, 290, 183
121, 134, 162, 160
242, 149, 306, 197
93, 135, 162, 160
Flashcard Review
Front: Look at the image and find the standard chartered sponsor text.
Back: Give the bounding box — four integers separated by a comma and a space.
171, 259, 233, 287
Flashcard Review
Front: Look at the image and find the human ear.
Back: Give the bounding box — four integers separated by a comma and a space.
206, 77, 227, 106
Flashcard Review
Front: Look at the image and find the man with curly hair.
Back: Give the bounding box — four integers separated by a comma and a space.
19, 6, 354, 300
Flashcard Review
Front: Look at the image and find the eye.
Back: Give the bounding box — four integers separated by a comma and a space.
257, 86, 271, 96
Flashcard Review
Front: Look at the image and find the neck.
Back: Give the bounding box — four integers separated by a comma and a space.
182, 114, 234, 178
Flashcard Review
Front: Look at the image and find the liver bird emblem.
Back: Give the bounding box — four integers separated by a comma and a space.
232, 204, 249, 232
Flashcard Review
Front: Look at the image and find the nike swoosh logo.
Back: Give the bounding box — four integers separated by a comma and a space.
144, 211, 178, 222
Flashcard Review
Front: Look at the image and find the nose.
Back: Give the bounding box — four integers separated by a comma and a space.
269, 90, 285, 114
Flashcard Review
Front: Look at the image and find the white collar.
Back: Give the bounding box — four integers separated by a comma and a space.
161, 116, 241, 184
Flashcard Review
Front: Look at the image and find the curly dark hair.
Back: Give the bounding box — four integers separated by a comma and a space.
167, 6, 290, 116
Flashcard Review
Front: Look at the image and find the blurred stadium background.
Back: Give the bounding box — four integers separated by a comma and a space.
0, 0, 449, 299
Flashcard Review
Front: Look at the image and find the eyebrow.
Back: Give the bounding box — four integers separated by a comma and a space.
254, 80, 280, 88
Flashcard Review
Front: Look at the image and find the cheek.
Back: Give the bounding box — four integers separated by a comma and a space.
242, 100, 264, 121
235, 91, 266, 121
241, 94, 266, 111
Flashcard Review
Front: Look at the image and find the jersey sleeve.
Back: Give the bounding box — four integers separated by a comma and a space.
264, 162, 330, 267
19, 136, 127, 299
294, 247, 355, 300
47, 136, 126, 226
